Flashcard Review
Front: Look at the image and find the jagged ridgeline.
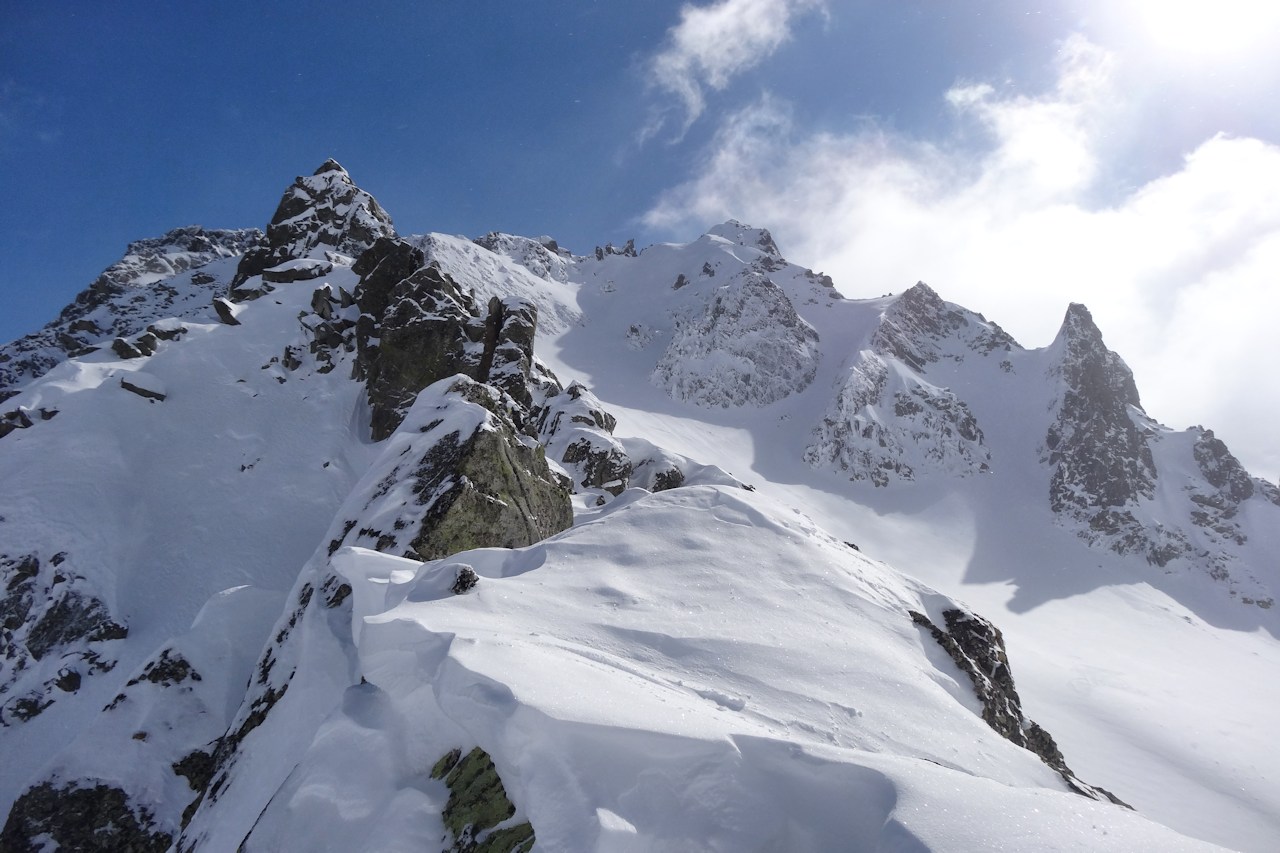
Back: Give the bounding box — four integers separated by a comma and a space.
0, 160, 1275, 852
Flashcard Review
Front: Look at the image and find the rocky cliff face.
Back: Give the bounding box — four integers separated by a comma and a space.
807, 283, 1006, 485
1043, 304, 1158, 552
654, 268, 820, 408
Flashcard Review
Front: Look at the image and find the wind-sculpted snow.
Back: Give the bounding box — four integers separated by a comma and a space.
0, 226, 260, 399
806, 351, 990, 485
653, 270, 820, 407
216, 486, 1216, 853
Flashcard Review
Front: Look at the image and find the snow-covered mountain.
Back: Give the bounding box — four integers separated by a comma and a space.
1, 161, 1276, 852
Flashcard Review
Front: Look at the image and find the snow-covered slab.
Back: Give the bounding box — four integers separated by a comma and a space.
262, 258, 335, 283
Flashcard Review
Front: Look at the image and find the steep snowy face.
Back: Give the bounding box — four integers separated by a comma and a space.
410, 233, 581, 335
471, 231, 574, 284
0, 226, 262, 400
654, 268, 820, 407
806, 283, 1009, 485
231, 159, 395, 286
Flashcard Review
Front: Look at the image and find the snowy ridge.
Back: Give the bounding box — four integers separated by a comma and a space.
0, 226, 261, 400
410, 233, 581, 335
1, 161, 1278, 851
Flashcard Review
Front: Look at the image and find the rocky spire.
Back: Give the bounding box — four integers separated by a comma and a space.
230, 160, 396, 287
1044, 303, 1158, 552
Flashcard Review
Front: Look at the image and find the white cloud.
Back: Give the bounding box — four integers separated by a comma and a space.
644, 37, 1280, 481
645, 0, 826, 138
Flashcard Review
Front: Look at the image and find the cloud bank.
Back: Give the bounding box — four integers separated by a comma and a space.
645, 37, 1280, 481
646, 0, 826, 137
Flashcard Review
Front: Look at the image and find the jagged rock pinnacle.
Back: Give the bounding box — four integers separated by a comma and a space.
230, 161, 395, 289
313, 158, 347, 176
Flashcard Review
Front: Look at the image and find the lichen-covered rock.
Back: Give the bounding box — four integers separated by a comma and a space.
910, 607, 1128, 807
654, 269, 819, 408
330, 376, 572, 561
431, 747, 535, 853
1, 781, 173, 853
231, 160, 395, 288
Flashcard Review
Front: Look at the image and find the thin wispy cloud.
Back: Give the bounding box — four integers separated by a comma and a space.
644, 0, 826, 140
645, 37, 1280, 480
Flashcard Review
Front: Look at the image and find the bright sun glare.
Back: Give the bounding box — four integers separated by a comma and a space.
1128, 0, 1280, 57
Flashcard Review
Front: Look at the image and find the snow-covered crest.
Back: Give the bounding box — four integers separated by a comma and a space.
1, 165, 1278, 852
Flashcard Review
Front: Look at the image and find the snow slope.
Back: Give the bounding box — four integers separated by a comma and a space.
1, 164, 1276, 852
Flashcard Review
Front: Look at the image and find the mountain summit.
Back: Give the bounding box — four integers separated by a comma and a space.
1, 163, 1276, 852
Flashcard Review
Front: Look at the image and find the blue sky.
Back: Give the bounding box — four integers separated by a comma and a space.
3, 1, 1279, 477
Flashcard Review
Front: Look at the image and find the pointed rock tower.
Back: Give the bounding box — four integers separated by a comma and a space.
230, 159, 396, 289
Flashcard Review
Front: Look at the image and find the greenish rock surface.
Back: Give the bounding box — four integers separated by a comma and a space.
0, 781, 172, 853
408, 379, 572, 561
431, 747, 535, 853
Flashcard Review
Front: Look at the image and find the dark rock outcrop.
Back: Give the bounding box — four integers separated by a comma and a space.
911, 607, 1128, 807
212, 298, 240, 326
351, 239, 552, 441
1, 553, 126, 727
231, 160, 395, 289
1, 781, 172, 853
535, 382, 632, 496
1043, 305, 1168, 561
